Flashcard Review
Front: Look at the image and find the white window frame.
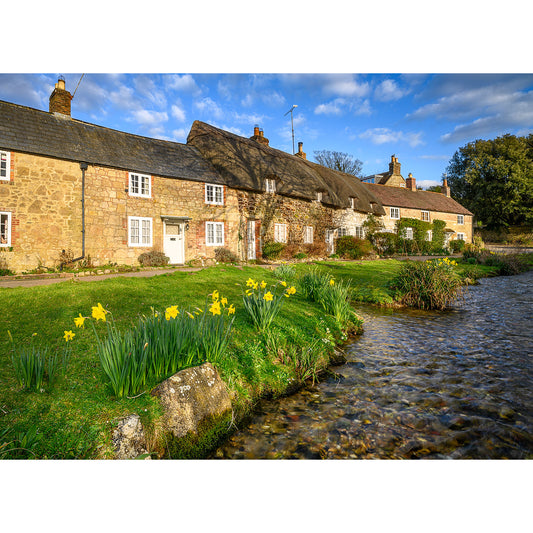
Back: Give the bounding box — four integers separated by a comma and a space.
421, 210, 430, 222
274, 223, 287, 243
265, 178, 276, 193
0, 211, 11, 246
129, 172, 151, 198
456, 233, 465, 241
303, 225, 313, 244
457, 215, 464, 225
337, 227, 349, 237
426, 230, 433, 241
206, 221, 224, 246
316, 191, 323, 202
404, 227, 414, 240
390, 207, 400, 219
355, 226, 365, 239
1, 151, 11, 181
205, 183, 224, 205
350, 197, 356, 209
128, 216, 152, 247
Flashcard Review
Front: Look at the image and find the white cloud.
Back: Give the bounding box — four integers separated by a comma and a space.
131, 109, 168, 127
354, 99, 372, 116
322, 74, 370, 98
359, 128, 424, 147
232, 112, 267, 126
171, 103, 186, 122
172, 128, 189, 142
375, 79, 409, 102
418, 179, 441, 189
194, 97, 224, 119
419, 154, 450, 160
314, 98, 346, 115
166, 74, 201, 95
109, 84, 139, 111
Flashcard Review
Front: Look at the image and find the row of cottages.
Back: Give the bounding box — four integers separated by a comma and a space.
361, 156, 473, 245
0, 79, 385, 273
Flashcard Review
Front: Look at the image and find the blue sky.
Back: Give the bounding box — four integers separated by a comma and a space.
1, 73, 531, 188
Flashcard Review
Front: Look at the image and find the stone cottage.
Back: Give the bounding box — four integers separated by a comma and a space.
361, 156, 473, 244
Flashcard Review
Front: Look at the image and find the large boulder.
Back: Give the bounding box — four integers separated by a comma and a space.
151, 362, 232, 442
112, 414, 150, 459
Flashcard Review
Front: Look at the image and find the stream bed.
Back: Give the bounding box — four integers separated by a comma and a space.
213, 271, 533, 459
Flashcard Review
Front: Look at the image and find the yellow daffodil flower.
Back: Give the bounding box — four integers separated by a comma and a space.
228, 304, 236, 315
91, 303, 107, 322
280, 281, 287, 287
220, 297, 228, 307
209, 301, 221, 315
212, 290, 219, 302
246, 289, 253, 296
246, 277, 255, 287
253, 281, 259, 290
260, 280, 267, 289
186, 311, 195, 319
287, 286, 296, 295
329, 278, 335, 286
74, 313, 86, 328
63, 330, 75, 342
263, 291, 273, 301
165, 305, 179, 320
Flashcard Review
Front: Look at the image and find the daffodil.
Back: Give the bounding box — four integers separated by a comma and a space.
246, 277, 255, 287
280, 281, 287, 287
165, 305, 179, 320
74, 313, 86, 328
263, 291, 273, 302
253, 281, 259, 290
220, 297, 228, 307
63, 330, 75, 342
91, 303, 107, 322
186, 311, 195, 319
228, 304, 236, 315
246, 289, 253, 296
209, 301, 221, 315
212, 290, 219, 302
287, 286, 296, 295
329, 279, 335, 286
260, 280, 267, 289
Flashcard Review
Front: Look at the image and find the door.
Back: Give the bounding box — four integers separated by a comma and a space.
164, 222, 185, 264
247, 220, 256, 260
325, 229, 335, 255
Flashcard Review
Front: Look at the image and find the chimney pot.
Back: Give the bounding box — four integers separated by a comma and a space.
254, 126, 260, 136
49, 77, 72, 117
406, 172, 416, 191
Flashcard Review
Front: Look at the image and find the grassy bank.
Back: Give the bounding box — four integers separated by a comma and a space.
0, 258, 513, 458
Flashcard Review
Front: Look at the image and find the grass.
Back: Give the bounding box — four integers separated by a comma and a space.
0, 258, 511, 458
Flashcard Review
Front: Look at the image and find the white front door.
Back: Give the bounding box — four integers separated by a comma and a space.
326, 229, 335, 255
164, 222, 185, 264
247, 220, 256, 260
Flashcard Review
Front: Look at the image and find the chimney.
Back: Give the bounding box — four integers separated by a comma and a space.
49, 76, 72, 117
295, 141, 306, 160
442, 175, 451, 197
389, 154, 401, 176
406, 172, 416, 191
249, 125, 269, 146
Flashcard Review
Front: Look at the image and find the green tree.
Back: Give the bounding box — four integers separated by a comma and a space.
445, 134, 533, 229
313, 150, 363, 177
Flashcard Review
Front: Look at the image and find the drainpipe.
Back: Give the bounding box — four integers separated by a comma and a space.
68, 161, 87, 266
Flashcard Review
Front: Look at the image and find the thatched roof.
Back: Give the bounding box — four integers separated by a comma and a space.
0, 100, 222, 184
187, 120, 385, 214
364, 183, 473, 215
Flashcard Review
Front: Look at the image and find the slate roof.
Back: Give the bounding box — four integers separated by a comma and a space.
0, 100, 222, 184
363, 182, 473, 215
187, 120, 385, 214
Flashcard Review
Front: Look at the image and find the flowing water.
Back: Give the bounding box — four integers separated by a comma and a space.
213, 271, 533, 459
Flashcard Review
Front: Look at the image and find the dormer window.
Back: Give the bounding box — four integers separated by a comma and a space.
265, 178, 276, 193
316, 191, 323, 202
350, 197, 357, 209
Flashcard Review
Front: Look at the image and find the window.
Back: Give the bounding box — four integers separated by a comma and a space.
457, 215, 464, 225
456, 233, 465, 241
404, 227, 414, 240
274, 223, 287, 243
205, 183, 224, 205
350, 197, 357, 209
421, 210, 430, 222
316, 191, 323, 202
390, 207, 400, 219
355, 226, 365, 238
1, 151, 10, 181
303, 225, 313, 244
206, 222, 224, 246
265, 178, 276, 193
338, 227, 348, 237
0, 211, 11, 246
129, 172, 151, 198
426, 230, 433, 241
128, 216, 152, 246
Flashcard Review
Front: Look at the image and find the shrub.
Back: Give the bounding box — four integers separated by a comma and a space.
273, 263, 297, 281
298, 267, 332, 302
372, 232, 397, 256
138, 250, 169, 267
304, 241, 327, 257
450, 239, 466, 253
215, 247, 238, 263
335, 236, 373, 259
390, 259, 463, 310
293, 252, 307, 260
262, 241, 285, 260
316, 278, 358, 327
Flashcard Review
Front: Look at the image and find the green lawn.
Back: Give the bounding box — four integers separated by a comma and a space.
0, 258, 500, 458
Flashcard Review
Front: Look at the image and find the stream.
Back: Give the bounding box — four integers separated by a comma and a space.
213, 271, 533, 459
